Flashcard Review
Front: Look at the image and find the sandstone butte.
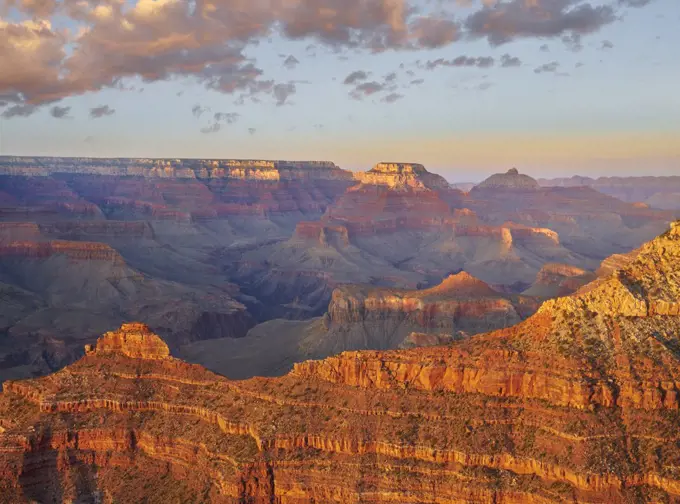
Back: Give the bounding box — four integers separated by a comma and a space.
1, 223, 680, 503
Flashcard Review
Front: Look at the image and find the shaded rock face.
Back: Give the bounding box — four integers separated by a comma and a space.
176, 273, 542, 381
2, 223, 680, 503
539, 174, 680, 210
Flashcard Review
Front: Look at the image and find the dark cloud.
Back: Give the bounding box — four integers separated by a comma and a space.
619, 0, 654, 6
466, 0, 617, 45
273, 82, 296, 106
381, 92, 404, 103
423, 56, 495, 70
89, 105, 115, 118
534, 61, 560, 74
283, 55, 300, 69
344, 70, 369, 85
248, 128, 257, 135
214, 112, 240, 124
192, 105, 209, 118
349, 81, 385, 100
410, 78, 425, 85
601, 39, 614, 49
384, 72, 398, 83
500, 54, 522, 67
50, 105, 71, 118
200, 123, 221, 134
1, 104, 37, 118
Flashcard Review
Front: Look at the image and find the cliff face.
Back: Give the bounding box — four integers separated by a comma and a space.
327, 272, 537, 337
353, 162, 450, 190
0, 157, 351, 182
3, 220, 680, 504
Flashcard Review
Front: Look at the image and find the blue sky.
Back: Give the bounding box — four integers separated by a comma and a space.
0, 0, 678, 181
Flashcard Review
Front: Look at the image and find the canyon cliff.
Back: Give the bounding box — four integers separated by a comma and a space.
179, 272, 541, 380
1, 222, 680, 502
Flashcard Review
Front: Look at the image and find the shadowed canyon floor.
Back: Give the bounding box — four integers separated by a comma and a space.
1, 222, 680, 502
0, 158, 676, 384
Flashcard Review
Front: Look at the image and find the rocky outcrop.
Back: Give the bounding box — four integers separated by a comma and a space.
472, 168, 540, 191
326, 272, 538, 337
0, 240, 125, 263
523, 263, 596, 298
293, 222, 350, 247
353, 162, 450, 190
84, 323, 171, 359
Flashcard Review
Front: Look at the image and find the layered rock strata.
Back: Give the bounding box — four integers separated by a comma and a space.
3, 224, 680, 501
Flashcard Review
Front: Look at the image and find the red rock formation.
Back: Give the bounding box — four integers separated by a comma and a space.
524, 263, 597, 298
0, 223, 678, 502
84, 323, 170, 360
327, 272, 538, 335
293, 222, 350, 247
0, 240, 124, 263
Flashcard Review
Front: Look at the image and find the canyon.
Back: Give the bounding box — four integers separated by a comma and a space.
0, 157, 676, 385
1, 221, 680, 502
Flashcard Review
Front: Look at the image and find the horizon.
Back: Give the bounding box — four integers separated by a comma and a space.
0, 153, 678, 184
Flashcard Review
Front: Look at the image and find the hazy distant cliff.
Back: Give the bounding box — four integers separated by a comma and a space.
0, 156, 352, 181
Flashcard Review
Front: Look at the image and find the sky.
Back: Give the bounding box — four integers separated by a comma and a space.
0, 0, 678, 181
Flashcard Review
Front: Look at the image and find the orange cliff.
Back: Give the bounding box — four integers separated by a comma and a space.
1, 222, 680, 503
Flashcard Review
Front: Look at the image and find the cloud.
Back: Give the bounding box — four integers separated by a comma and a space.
410, 78, 425, 85
0, 0, 657, 112
192, 105, 210, 118
214, 112, 240, 124
619, 0, 654, 6
601, 39, 614, 49
381, 92, 403, 103
248, 127, 256, 135
49, 105, 71, 118
89, 104, 115, 118
273, 82, 296, 106
423, 56, 495, 70
344, 70, 369, 85
283, 55, 300, 69
349, 81, 386, 100
534, 61, 560, 73
500, 54, 522, 67
200, 123, 221, 134
465, 0, 617, 45
1, 104, 37, 118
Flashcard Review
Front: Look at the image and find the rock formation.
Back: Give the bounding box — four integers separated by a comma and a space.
177, 272, 541, 380
471, 167, 540, 191
353, 162, 450, 190
2, 222, 680, 502
539, 174, 680, 210
523, 263, 596, 298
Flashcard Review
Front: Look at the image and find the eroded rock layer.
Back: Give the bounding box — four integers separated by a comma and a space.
1, 223, 680, 502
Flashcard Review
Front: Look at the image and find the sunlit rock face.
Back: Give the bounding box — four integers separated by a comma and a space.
2, 223, 680, 503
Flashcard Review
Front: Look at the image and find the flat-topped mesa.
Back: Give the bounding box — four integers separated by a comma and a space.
353, 162, 450, 190
0, 156, 352, 181
84, 323, 170, 360
472, 168, 540, 191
